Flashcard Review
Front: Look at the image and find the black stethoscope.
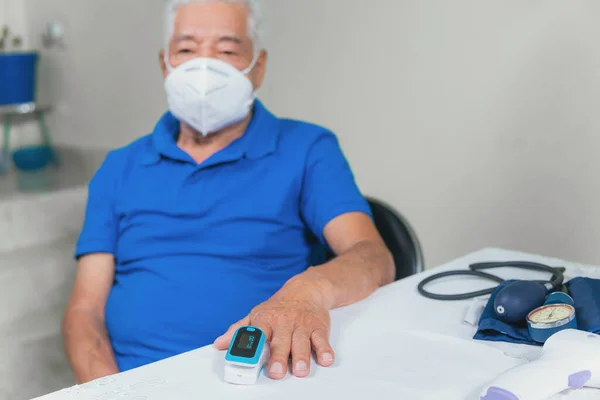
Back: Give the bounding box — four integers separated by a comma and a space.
417, 261, 567, 324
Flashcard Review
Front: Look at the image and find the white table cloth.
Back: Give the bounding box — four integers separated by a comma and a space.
33, 248, 600, 400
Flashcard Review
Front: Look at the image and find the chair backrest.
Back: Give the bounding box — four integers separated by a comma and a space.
366, 197, 424, 280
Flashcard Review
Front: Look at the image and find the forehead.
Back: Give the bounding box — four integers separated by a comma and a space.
173, 2, 250, 41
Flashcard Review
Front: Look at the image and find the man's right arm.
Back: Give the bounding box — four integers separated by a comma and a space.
62, 253, 119, 384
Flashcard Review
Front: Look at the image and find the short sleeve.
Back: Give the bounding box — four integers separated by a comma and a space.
74, 152, 120, 259
300, 132, 372, 245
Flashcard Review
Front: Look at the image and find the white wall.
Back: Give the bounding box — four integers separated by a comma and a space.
20, 0, 600, 268
258, 0, 600, 267
0, 0, 28, 42
23, 0, 167, 149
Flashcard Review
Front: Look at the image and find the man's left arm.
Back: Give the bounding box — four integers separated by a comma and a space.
300, 211, 395, 310
214, 131, 395, 380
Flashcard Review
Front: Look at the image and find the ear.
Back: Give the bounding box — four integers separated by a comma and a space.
251, 49, 268, 90
159, 49, 168, 78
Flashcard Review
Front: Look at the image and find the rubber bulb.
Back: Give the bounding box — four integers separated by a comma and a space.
493, 281, 547, 324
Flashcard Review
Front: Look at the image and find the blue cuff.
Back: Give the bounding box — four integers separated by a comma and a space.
473, 278, 600, 346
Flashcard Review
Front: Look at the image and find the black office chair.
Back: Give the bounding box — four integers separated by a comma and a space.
366, 197, 424, 280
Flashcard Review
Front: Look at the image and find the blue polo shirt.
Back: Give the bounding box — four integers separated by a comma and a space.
75, 100, 371, 372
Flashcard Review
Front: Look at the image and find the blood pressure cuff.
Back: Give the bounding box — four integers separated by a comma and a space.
473, 277, 600, 346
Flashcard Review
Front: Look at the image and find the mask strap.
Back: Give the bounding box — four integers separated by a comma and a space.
165, 52, 259, 75
242, 51, 260, 75
165, 51, 174, 73
242, 52, 261, 106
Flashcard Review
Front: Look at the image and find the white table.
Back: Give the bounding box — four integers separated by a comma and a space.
33, 248, 600, 400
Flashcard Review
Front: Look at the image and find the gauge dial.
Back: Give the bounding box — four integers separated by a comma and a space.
527, 304, 574, 324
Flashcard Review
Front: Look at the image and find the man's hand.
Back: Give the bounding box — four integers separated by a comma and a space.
213, 274, 334, 380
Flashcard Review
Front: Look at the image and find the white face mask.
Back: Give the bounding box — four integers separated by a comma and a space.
164, 56, 258, 136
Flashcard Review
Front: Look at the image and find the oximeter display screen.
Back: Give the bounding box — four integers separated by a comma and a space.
230, 327, 262, 358
238, 333, 256, 350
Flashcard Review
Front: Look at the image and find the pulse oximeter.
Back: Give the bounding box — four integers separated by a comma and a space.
224, 326, 269, 385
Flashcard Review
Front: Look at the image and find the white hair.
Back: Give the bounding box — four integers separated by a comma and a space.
164, 0, 263, 54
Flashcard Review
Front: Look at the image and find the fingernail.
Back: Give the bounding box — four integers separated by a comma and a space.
270, 362, 284, 374
322, 353, 333, 363
295, 361, 307, 372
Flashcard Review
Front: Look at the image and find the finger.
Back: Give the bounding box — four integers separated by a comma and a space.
267, 324, 294, 380
291, 328, 312, 378
213, 316, 250, 350
311, 328, 335, 367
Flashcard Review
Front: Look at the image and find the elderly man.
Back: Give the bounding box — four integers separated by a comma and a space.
62, 0, 394, 384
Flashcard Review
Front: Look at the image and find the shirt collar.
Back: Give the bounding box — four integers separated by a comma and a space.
140, 99, 280, 166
